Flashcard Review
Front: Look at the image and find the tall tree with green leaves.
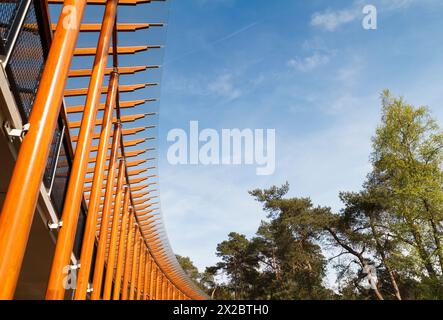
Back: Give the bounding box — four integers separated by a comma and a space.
214, 232, 261, 299
249, 184, 333, 300
205, 90, 443, 300
371, 91, 443, 288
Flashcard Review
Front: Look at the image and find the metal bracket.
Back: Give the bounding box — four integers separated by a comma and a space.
48, 220, 63, 230
6, 123, 30, 138
70, 264, 81, 270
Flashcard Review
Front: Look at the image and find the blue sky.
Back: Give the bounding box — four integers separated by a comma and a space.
157, 0, 443, 280
54, 0, 443, 286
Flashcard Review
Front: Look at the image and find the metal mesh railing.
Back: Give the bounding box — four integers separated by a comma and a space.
5, 0, 64, 206
0, 0, 21, 54
44, 124, 63, 190
5, 1, 45, 121
48, 129, 69, 216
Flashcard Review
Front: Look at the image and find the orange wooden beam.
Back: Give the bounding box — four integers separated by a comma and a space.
74, 73, 119, 300
69, 66, 158, 78
46, 0, 118, 300
74, 45, 161, 56
53, 23, 164, 32
144, 255, 152, 300
90, 138, 147, 153
86, 158, 147, 175
72, 126, 152, 142
113, 191, 130, 300
129, 233, 141, 300
69, 113, 155, 129
122, 214, 135, 300
103, 161, 127, 299
65, 83, 157, 97
67, 99, 156, 113
91, 129, 122, 299
0, 0, 87, 300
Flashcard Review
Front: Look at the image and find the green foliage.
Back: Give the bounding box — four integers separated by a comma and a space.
176, 255, 201, 283
204, 91, 443, 300
210, 187, 335, 300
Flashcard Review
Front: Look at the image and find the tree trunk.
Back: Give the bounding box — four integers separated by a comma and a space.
362, 259, 384, 300
408, 221, 437, 278
368, 214, 402, 300
326, 227, 384, 300
430, 218, 443, 274
423, 199, 443, 274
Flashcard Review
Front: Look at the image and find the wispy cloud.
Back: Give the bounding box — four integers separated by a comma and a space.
287, 53, 330, 72
159, 0, 443, 278
311, 8, 359, 32
165, 21, 262, 66
310, 0, 425, 32
208, 73, 242, 100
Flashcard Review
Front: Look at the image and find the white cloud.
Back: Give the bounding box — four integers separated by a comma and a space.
159, 165, 264, 270
208, 73, 242, 100
287, 53, 330, 72
311, 8, 359, 32
310, 0, 429, 32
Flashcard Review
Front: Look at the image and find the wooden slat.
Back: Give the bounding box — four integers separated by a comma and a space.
52, 23, 164, 32
66, 99, 156, 113
86, 159, 147, 175
68, 66, 158, 78
74, 45, 161, 56
68, 113, 155, 129
71, 126, 153, 142
86, 149, 153, 166
89, 138, 147, 152
65, 83, 157, 97
84, 168, 151, 183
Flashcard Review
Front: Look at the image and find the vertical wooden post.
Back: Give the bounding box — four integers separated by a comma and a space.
162, 278, 167, 300
121, 213, 135, 300
156, 272, 162, 300
103, 160, 126, 299
136, 245, 145, 300
112, 189, 130, 300
46, 0, 119, 300
150, 264, 157, 300
91, 122, 122, 300
166, 281, 170, 300
74, 72, 119, 300
172, 286, 177, 300
129, 231, 140, 300
143, 254, 151, 300
169, 283, 173, 300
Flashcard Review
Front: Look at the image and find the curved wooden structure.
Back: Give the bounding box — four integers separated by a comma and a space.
0, 0, 207, 300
